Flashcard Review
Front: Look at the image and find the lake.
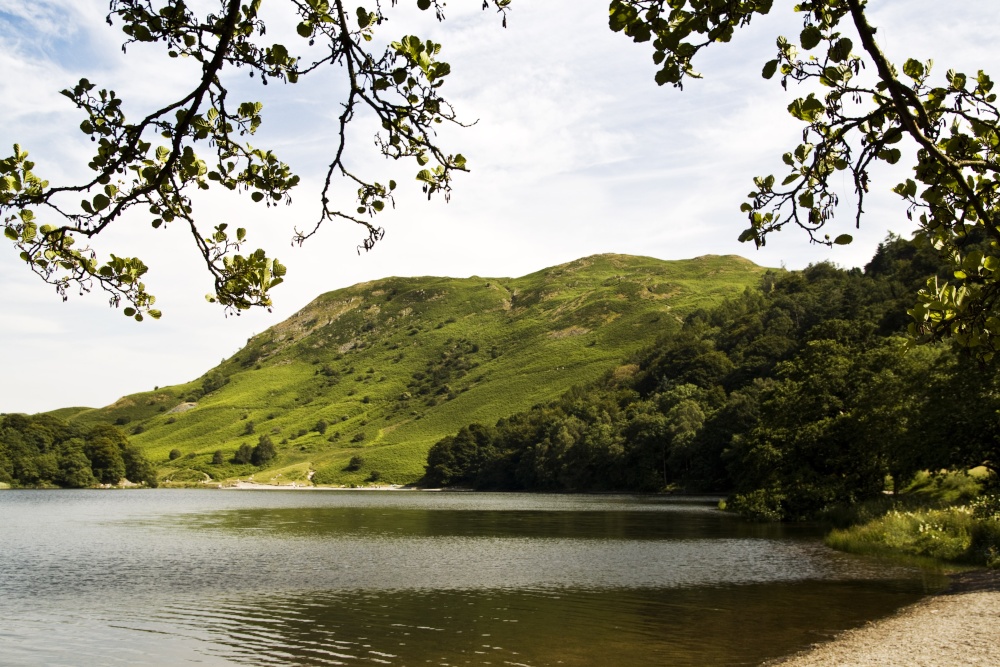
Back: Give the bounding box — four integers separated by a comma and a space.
0, 490, 945, 666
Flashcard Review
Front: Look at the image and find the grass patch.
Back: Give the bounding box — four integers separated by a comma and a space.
826, 483, 1000, 568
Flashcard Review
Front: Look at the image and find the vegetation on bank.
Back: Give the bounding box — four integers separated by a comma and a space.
824, 473, 1000, 568
423, 236, 999, 530
0, 413, 157, 488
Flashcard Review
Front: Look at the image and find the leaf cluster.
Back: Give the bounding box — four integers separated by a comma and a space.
1, 0, 509, 317
608, 0, 1000, 357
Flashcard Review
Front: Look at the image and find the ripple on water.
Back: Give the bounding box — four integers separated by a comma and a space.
0, 490, 946, 666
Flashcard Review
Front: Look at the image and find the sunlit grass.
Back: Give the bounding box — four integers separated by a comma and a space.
825, 472, 1000, 568
826, 502, 1000, 567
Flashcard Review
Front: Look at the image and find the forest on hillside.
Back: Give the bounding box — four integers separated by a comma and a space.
424, 236, 1000, 520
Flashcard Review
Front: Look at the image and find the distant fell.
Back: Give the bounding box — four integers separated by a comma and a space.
63, 253, 772, 486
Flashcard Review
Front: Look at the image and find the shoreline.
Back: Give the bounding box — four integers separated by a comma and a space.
769, 570, 1000, 666
219, 480, 432, 491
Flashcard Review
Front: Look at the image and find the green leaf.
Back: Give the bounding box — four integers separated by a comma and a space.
762, 59, 778, 80
3, 226, 17, 240
251, 192, 265, 202
800, 25, 822, 51
654, 64, 680, 86
829, 37, 852, 63
833, 234, 853, 245
787, 94, 825, 122
903, 58, 924, 80
822, 66, 843, 83
93, 194, 110, 211
123, 307, 136, 317
417, 0, 431, 9
356, 7, 371, 29
879, 148, 902, 164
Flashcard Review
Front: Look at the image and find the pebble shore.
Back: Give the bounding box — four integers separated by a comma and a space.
770, 571, 1000, 667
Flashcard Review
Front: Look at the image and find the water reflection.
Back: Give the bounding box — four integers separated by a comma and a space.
0, 490, 948, 667
168, 505, 816, 541
148, 582, 930, 667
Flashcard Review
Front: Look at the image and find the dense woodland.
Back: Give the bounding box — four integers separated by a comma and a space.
424, 236, 999, 520
0, 415, 157, 488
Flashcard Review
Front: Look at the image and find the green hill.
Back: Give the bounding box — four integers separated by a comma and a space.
63, 254, 772, 486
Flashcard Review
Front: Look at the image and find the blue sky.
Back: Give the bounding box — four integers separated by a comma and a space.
1, 0, 997, 413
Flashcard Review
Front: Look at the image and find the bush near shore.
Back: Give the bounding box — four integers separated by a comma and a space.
825, 475, 1000, 567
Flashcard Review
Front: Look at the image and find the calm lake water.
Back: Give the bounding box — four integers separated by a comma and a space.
0, 490, 945, 666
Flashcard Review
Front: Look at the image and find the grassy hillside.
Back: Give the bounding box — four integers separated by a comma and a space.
62, 254, 771, 486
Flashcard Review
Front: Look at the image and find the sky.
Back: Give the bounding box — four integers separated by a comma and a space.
1, 0, 998, 414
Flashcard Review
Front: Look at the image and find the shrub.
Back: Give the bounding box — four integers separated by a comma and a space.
351, 432, 365, 443
168, 449, 182, 461
251, 435, 277, 466
212, 450, 225, 465
345, 455, 365, 472
232, 443, 253, 464
728, 488, 785, 522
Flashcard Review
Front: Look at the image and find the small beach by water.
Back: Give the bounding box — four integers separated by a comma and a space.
770, 571, 1000, 667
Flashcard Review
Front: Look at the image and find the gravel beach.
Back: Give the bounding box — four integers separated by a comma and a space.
770, 571, 1000, 667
